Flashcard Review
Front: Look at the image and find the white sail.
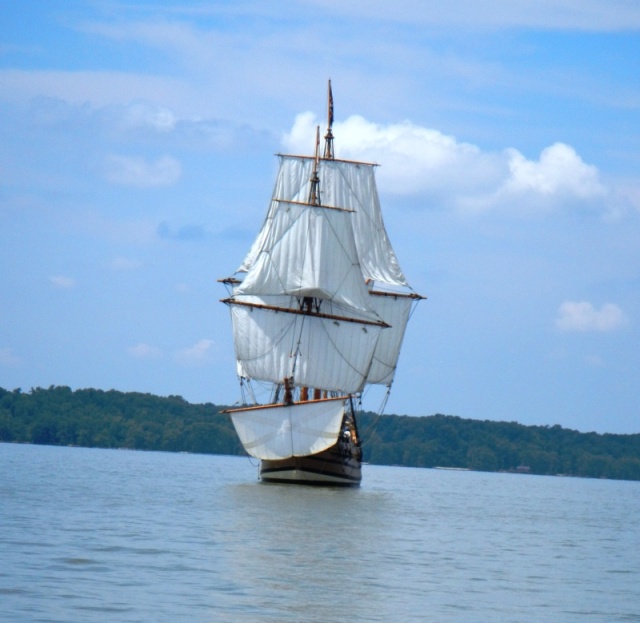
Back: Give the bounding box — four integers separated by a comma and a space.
238, 156, 408, 288
237, 156, 312, 274
229, 295, 384, 393
228, 398, 346, 460
365, 292, 414, 386
235, 199, 373, 313
221, 87, 423, 476
319, 158, 407, 287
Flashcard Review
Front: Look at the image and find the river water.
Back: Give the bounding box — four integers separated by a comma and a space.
1, 443, 639, 622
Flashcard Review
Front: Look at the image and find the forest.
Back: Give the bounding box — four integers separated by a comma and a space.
1, 385, 639, 481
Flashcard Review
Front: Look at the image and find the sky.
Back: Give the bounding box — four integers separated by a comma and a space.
1, 1, 639, 434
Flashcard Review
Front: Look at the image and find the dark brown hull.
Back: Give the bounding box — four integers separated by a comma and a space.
260, 440, 362, 486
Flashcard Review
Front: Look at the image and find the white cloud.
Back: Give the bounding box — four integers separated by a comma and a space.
105, 154, 182, 188
175, 339, 214, 365
555, 301, 626, 332
503, 143, 606, 199
283, 112, 505, 197
0, 347, 21, 366
283, 113, 611, 213
127, 343, 162, 359
49, 275, 76, 289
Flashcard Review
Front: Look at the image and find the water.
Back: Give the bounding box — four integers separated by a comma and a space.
1, 443, 639, 622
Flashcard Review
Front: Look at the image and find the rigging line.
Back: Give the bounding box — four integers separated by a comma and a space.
369, 353, 395, 380
251, 203, 309, 295
239, 167, 292, 270
358, 385, 392, 445
284, 182, 316, 377
377, 386, 391, 414
277, 154, 315, 202
239, 376, 258, 406
317, 316, 375, 381
320, 206, 376, 312
287, 302, 309, 381
240, 377, 248, 405
297, 209, 312, 303
270, 161, 319, 316
328, 164, 417, 290
407, 297, 423, 322
235, 312, 296, 364
329, 160, 377, 228
330, 160, 410, 288
241, 377, 271, 406
289, 322, 304, 380
242, 157, 315, 273
359, 310, 390, 389
322, 204, 360, 261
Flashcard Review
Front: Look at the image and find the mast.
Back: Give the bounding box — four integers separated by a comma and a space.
323, 80, 334, 160
308, 126, 321, 206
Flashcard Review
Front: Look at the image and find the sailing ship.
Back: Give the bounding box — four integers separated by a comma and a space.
220, 83, 423, 485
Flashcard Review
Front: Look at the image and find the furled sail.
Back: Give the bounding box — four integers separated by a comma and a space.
228, 397, 346, 460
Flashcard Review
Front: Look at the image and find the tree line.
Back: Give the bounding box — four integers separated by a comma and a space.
1, 385, 639, 481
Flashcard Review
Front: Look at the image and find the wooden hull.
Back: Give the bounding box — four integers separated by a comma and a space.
260, 440, 362, 486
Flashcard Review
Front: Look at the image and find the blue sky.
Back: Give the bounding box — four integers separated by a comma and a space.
1, 1, 639, 434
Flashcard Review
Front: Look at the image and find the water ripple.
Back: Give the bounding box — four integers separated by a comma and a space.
1, 444, 639, 623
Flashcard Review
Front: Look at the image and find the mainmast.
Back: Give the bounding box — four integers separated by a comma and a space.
323, 80, 334, 160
